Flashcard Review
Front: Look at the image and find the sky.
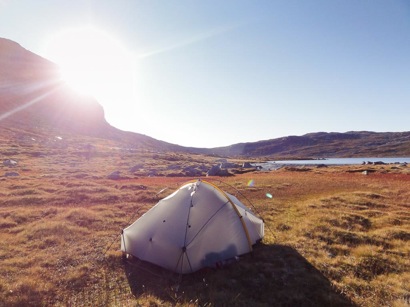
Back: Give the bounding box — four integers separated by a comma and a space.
1, 1, 409, 148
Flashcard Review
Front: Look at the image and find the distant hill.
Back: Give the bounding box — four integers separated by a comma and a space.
207, 131, 410, 158
1, 37, 409, 158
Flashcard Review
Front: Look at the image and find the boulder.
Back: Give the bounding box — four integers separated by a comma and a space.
207, 165, 232, 177
197, 164, 209, 171
3, 159, 17, 167
166, 164, 181, 170
108, 171, 121, 180
183, 166, 203, 176
242, 162, 253, 168
129, 164, 144, 173
207, 165, 221, 176
5, 172, 19, 177
220, 162, 240, 168
120, 184, 147, 190
148, 170, 158, 177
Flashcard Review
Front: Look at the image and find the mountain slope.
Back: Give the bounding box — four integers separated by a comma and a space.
0, 37, 189, 151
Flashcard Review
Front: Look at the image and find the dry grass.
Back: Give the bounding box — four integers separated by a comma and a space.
0, 139, 409, 306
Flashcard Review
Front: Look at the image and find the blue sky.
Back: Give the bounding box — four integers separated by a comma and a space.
1, 1, 409, 147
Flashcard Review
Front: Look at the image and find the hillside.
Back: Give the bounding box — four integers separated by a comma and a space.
1, 37, 409, 158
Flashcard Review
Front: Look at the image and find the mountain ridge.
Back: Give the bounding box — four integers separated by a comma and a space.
1, 37, 409, 158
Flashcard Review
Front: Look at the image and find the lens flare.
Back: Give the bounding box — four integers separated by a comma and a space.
247, 179, 255, 187
266, 193, 273, 199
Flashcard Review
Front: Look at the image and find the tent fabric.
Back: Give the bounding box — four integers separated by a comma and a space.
121, 180, 264, 274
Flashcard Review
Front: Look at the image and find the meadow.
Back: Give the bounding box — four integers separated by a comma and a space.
0, 142, 409, 306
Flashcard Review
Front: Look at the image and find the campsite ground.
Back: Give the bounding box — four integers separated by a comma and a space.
0, 146, 409, 306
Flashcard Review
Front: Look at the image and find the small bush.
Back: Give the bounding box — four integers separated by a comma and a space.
354, 255, 397, 280
64, 208, 101, 229
0, 217, 17, 229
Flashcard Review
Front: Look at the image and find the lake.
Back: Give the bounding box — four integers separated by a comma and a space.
255, 157, 410, 170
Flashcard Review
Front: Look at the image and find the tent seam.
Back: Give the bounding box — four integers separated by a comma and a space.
205, 181, 254, 252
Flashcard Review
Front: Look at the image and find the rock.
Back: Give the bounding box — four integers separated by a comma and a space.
108, 171, 121, 180
242, 162, 254, 168
207, 165, 232, 177
3, 159, 17, 167
207, 165, 221, 176
5, 172, 19, 177
166, 164, 181, 170
129, 164, 144, 173
148, 170, 158, 177
220, 162, 240, 168
120, 184, 147, 190
183, 166, 203, 176
284, 166, 311, 172
197, 164, 209, 171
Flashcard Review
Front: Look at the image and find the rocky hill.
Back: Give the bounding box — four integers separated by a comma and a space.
1, 37, 409, 159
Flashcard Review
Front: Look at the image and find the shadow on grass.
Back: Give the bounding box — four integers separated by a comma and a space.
124, 243, 356, 306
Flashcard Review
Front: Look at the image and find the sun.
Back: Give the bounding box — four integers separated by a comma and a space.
44, 26, 136, 123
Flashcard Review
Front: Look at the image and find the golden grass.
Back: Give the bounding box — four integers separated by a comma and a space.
0, 143, 409, 306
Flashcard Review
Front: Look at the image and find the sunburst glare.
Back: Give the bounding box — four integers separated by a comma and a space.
44, 27, 136, 125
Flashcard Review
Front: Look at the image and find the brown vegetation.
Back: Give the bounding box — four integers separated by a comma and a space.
1, 140, 409, 306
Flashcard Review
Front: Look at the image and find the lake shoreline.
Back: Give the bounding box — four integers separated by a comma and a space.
254, 157, 410, 170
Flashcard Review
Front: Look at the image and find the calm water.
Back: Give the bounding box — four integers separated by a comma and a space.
256, 157, 410, 170
273, 157, 410, 165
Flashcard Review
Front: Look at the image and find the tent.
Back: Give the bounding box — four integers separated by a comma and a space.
121, 179, 264, 274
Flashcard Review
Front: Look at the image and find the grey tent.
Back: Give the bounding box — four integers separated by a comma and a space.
121, 180, 264, 274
